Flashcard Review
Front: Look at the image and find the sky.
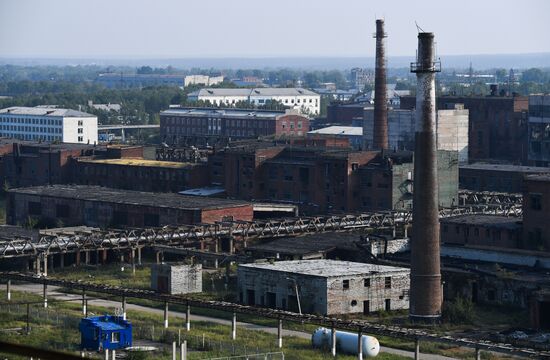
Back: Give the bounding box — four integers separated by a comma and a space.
1, 0, 549, 59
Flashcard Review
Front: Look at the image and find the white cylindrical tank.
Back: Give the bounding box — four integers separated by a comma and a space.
312, 327, 380, 357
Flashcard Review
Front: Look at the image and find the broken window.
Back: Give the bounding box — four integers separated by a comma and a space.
364, 278, 371, 287
384, 277, 392, 289
343, 279, 350, 289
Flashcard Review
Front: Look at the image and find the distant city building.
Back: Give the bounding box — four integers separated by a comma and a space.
401, 94, 528, 163
350, 68, 373, 90
325, 102, 372, 126
87, 100, 121, 112
363, 106, 469, 163
313, 88, 358, 102
0, 106, 98, 144
527, 94, 550, 166
96, 73, 186, 88
160, 108, 309, 145
356, 84, 411, 107
184, 74, 224, 87
187, 88, 320, 115
237, 260, 410, 315
308, 126, 363, 149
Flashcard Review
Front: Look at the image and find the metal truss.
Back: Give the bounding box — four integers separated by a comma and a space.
0, 203, 522, 259
1, 272, 547, 359
458, 190, 522, 206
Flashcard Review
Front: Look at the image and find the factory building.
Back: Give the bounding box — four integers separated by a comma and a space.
187, 88, 320, 115
363, 105, 469, 163
459, 163, 550, 193
0, 106, 98, 144
160, 108, 309, 145
6, 185, 253, 228
400, 93, 528, 163
527, 94, 550, 166
74, 158, 210, 192
326, 102, 371, 126
522, 174, 550, 251
307, 126, 363, 149
151, 263, 202, 294
237, 260, 410, 315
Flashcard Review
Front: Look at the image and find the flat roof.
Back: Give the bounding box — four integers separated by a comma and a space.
308, 126, 363, 136
239, 259, 409, 278
161, 107, 287, 119
189, 87, 319, 97
441, 215, 522, 229
0, 106, 95, 118
460, 163, 550, 173
9, 185, 250, 211
78, 158, 197, 169
247, 232, 360, 256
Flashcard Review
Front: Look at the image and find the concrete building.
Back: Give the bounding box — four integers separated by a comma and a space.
527, 94, 550, 166
74, 158, 210, 192
7, 185, 253, 228
151, 263, 202, 294
401, 94, 528, 163
350, 68, 373, 90
160, 108, 309, 145
307, 126, 363, 149
237, 260, 410, 315
0, 106, 98, 144
184, 75, 224, 87
187, 88, 320, 115
459, 163, 550, 193
363, 105, 469, 163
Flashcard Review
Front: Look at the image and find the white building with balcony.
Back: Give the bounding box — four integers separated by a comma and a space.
0, 106, 98, 144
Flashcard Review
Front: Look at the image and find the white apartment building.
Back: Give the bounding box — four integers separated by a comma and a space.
187, 88, 321, 115
184, 75, 224, 87
0, 106, 98, 144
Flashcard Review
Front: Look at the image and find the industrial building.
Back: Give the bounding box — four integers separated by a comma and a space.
160, 107, 309, 145
0, 106, 98, 144
527, 94, 550, 166
363, 105, 469, 163
400, 93, 528, 163
237, 260, 410, 315
74, 158, 210, 192
7, 185, 253, 228
187, 88, 320, 115
459, 163, 550, 193
184, 74, 224, 87
79, 315, 132, 351
151, 263, 202, 294
325, 102, 371, 126
522, 174, 550, 251
307, 126, 363, 149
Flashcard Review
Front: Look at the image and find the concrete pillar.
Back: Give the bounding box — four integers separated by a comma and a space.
164, 301, 169, 328
42, 254, 48, 277
137, 247, 142, 265
475, 348, 481, 360
59, 253, 64, 268
331, 326, 336, 357
357, 329, 363, 360
231, 312, 236, 340
172, 342, 176, 360
156, 251, 161, 264
104, 349, 109, 360
415, 339, 420, 360
6, 280, 11, 301
228, 237, 234, 254
131, 248, 136, 275
180, 341, 187, 360
120, 251, 124, 263
102, 249, 107, 264
111, 350, 115, 360
82, 291, 87, 316
76, 250, 81, 266
214, 258, 219, 269
404, 225, 408, 238
35, 257, 40, 275
185, 304, 190, 331
85, 251, 90, 265
392, 226, 396, 238
277, 319, 283, 348
43, 283, 48, 308
122, 296, 127, 320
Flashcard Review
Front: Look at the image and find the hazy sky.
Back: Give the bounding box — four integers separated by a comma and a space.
1, 0, 549, 58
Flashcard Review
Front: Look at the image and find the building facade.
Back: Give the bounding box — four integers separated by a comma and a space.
363, 106, 469, 163
522, 174, 550, 251
160, 108, 309, 145
184, 75, 224, 87
151, 263, 202, 294
459, 163, 550, 193
0, 107, 98, 144
187, 88, 320, 115
527, 94, 550, 166
237, 260, 410, 315
7, 185, 253, 228
401, 94, 528, 163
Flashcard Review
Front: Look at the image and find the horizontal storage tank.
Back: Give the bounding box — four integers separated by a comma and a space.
312, 327, 380, 357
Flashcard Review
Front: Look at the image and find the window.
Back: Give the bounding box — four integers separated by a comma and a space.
78, 128, 83, 134
111, 332, 120, 343
364, 278, 371, 287
530, 194, 542, 210
78, 120, 83, 126
351, 300, 357, 306
384, 277, 392, 289
78, 136, 83, 142
343, 280, 350, 289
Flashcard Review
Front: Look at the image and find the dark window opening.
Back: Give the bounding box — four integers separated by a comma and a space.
364, 278, 371, 287
343, 279, 350, 289
385, 277, 392, 289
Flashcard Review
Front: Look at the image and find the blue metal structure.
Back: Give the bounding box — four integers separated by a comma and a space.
79, 315, 132, 351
